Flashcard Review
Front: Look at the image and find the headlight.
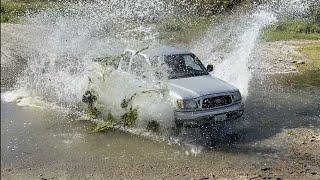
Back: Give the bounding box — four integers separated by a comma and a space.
177, 99, 198, 109
232, 91, 242, 102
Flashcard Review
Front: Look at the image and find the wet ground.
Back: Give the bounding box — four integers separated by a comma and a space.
1, 74, 320, 180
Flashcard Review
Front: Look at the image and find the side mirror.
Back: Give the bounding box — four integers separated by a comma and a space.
207, 64, 214, 72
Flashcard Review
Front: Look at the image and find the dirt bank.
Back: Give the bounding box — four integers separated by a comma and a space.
253, 40, 319, 74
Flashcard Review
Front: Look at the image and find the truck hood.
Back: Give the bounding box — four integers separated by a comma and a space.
168, 75, 238, 99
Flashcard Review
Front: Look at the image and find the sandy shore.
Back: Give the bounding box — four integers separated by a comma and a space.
252, 40, 319, 74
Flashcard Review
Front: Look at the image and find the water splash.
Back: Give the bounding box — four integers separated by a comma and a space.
213, 10, 277, 97
1, 0, 316, 154
192, 0, 315, 98
1, 0, 183, 130
6, 0, 175, 106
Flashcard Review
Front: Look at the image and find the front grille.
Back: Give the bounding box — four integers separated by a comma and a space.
202, 95, 232, 108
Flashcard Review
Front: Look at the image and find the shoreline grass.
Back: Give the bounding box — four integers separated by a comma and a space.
295, 42, 320, 71
263, 30, 320, 42
286, 41, 320, 87
1, 1, 62, 23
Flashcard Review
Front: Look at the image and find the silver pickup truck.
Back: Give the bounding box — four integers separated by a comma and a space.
118, 46, 244, 128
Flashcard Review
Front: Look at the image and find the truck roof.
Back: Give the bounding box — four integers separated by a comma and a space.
126, 46, 191, 58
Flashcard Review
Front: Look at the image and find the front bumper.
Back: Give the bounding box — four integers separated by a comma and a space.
175, 102, 244, 126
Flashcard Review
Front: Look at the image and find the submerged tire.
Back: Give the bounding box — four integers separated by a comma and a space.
173, 120, 183, 136
211, 118, 249, 143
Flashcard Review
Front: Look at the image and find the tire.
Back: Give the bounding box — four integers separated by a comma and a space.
173, 119, 183, 136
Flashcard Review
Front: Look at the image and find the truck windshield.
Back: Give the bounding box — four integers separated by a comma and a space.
151, 54, 209, 79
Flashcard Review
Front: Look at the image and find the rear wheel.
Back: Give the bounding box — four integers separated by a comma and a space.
146, 121, 160, 132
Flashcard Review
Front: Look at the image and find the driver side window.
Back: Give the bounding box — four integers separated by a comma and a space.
130, 55, 149, 77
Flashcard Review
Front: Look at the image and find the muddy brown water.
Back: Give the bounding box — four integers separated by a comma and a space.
1, 74, 320, 179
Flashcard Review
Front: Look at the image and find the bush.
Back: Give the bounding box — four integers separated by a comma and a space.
274, 20, 320, 34
288, 22, 305, 33
175, 0, 245, 16
310, 24, 320, 33
263, 30, 320, 42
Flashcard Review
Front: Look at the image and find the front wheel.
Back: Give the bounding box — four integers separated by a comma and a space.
173, 119, 183, 136
212, 118, 249, 143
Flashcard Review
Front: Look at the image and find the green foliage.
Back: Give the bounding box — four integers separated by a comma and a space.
1, 1, 61, 23
121, 107, 138, 126
182, 0, 246, 15
260, 0, 320, 41
92, 106, 138, 132
1, 13, 20, 23
93, 113, 116, 132
120, 94, 139, 127
310, 24, 320, 33
263, 30, 320, 42
274, 20, 320, 34
121, 93, 136, 109
84, 90, 139, 132
308, 3, 320, 24
82, 90, 97, 104
82, 89, 100, 118
91, 105, 138, 132
264, 3, 320, 41
89, 88, 170, 132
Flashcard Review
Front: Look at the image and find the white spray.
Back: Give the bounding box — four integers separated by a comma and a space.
192, 0, 315, 98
